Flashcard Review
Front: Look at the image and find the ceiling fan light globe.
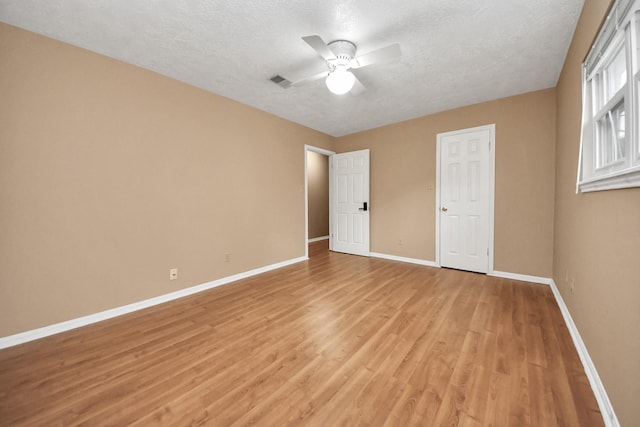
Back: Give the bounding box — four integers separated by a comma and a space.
325, 67, 355, 95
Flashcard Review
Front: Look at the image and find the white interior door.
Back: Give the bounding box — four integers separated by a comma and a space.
438, 125, 494, 273
331, 149, 370, 256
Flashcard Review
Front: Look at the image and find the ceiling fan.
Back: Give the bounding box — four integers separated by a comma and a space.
271, 35, 401, 95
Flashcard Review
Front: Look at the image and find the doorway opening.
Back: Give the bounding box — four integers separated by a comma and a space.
305, 145, 334, 259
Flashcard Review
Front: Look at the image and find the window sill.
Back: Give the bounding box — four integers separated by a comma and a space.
579, 166, 640, 192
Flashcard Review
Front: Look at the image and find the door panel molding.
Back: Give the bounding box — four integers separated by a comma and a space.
435, 124, 495, 273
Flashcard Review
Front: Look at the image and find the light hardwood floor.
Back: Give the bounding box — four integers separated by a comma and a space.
0, 241, 603, 426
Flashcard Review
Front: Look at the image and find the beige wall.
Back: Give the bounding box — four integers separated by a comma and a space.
0, 23, 334, 336
336, 89, 557, 277
554, 1, 640, 425
307, 151, 329, 239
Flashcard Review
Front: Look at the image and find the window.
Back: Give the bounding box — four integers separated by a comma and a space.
578, 0, 640, 192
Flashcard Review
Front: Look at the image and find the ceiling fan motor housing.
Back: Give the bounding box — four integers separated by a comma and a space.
328, 40, 357, 69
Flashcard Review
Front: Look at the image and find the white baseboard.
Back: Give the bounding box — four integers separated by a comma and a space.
367, 256, 554, 287
490, 270, 553, 286
370, 252, 439, 268
0, 256, 308, 350
308, 235, 329, 243
549, 280, 620, 427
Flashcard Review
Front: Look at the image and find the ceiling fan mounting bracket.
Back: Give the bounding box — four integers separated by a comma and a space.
327, 40, 357, 68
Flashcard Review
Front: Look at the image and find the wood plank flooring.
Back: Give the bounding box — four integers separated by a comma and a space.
0, 241, 603, 426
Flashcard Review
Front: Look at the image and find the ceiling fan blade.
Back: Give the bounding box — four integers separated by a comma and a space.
350, 75, 366, 95
291, 71, 329, 87
302, 35, 337, 61
351, 43, 401, 69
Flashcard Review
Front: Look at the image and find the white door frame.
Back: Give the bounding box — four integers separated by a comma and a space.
435, 124, 496, 274
304, 144, 336, 259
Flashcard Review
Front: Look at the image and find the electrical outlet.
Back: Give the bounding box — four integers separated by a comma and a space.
225, 253, 231, 263
169, 268, 178, 280
397, 239, 403, 246
570, 277, 575, 294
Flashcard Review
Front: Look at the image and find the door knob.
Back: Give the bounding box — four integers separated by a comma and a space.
441, 206, 448, 212
358, 202, 368, 211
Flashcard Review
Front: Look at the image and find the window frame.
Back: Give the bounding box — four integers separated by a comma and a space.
578, 0, 640, 192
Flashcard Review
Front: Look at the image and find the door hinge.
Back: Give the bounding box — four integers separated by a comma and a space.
486, 248, 489, 256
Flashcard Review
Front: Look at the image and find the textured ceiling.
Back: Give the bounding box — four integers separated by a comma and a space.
0, 0, 584, 137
